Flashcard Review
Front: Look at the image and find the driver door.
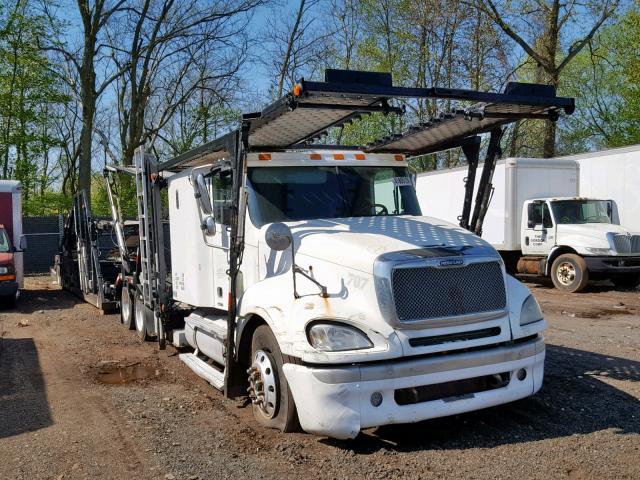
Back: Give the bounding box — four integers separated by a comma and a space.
523, 201, 555, 255
209, 170, 233, 310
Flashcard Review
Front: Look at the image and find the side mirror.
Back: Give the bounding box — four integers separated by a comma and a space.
265, 222, 292, 251
201, 215, 216, 236
193, 173, 213, 215
19, 234, 27, 251
527, 220, 535, 229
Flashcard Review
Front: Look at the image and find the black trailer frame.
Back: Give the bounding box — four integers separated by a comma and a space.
105, 69, 574, 396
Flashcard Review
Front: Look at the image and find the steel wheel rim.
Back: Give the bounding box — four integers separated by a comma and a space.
121, 289, 131, 323
557, 261, 576, 286
135, 299, 145, 333
248, 349, 278, 419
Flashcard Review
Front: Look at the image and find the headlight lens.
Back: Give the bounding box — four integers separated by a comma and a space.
585, 247, 614, 255
520, 295, 544, 326
0, 266, 8, 274
307, 322, 373, 352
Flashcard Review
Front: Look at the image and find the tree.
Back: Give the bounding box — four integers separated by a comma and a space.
0, 0, 70, 211
42, 0, 126, 202
476, 0, 619, 157
110, 0, 261, 165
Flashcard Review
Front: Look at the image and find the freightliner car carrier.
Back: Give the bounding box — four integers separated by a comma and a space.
75, 69, 574, 438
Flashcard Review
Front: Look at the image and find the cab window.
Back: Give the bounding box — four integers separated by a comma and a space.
529, 203, 553, 228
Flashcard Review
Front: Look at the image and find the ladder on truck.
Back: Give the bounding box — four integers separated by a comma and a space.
134, 148, 168, 347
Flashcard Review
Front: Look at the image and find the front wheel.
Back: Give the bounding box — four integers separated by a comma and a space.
551, 254, 589, 293
612, 273, 640, 290
248, 325, 299, 432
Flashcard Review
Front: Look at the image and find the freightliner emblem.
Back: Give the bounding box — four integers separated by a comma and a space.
439, 258, 465, 267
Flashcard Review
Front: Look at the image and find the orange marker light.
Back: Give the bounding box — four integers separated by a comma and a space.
333, 153, 345, 160
355, 153, 366, 160
309, 153, 322, 160
394, 154, 405, 161
258, 153, 272, 161
293, 83, 302, 97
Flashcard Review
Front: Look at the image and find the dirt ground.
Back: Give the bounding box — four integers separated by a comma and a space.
0, 277, 638, 480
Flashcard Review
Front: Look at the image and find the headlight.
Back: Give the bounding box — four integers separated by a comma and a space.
307, 322, 373, 352
585, 247, 615, 255
520, 295, 543, 326
0, 266, 8, 274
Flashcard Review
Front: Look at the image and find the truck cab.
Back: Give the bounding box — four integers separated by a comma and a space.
521, 197, 640, 292
0, 224, 19, 307
168, 150, 548, 439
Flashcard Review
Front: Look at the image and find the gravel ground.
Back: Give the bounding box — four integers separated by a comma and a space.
0, 276, 638, 480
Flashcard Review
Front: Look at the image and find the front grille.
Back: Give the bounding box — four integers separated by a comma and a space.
612, 234, 640, 254
391, 261, 506, 322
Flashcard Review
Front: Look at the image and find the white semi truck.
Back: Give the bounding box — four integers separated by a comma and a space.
94, 70, 575, 438
417, 158, 640, 292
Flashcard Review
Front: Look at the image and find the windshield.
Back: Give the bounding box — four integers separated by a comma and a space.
551, 200, 613, 224
247, 166, 421, 226
0, 228, 11, 253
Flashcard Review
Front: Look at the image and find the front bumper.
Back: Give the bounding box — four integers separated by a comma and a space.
284, 337, 545, 439
584, 256, 640, 273
0, 280, 18, 297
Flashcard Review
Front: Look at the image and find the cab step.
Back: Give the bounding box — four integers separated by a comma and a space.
179, 353, 225, 390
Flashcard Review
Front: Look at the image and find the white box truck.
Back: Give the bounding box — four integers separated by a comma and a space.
74, 70, 575, 439
0, 180, 25, 306
417, 158, 640, 292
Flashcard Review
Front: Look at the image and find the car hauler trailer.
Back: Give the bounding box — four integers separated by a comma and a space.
99, 69, 574, 439
53, 190, 139, 313
0, 180, 26, 306
416, 158, 640, 292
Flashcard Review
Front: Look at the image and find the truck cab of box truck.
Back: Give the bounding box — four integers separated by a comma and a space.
520, 197, 640, 292
168, 151, 547, 439
0, 225, 19, 306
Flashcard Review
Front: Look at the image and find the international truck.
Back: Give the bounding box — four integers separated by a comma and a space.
0, 180, 26, 306
416, 158, 640, 293
67, 70, 575, 438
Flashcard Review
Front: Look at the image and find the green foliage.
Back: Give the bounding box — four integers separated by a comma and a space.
0, 0, 70, 208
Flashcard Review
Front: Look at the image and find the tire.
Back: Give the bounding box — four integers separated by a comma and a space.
0, 293, 16, 309
120, 285, 135, 330
248, 325, 300, 432
134, 296, 153, 341
551, 253, 589, 293
612, 273, 640, 290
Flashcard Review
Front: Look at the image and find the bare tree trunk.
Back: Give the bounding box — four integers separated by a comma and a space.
277, 0, 306, 98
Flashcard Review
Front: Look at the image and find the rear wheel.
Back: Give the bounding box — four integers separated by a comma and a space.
248, 325, 299, 432
551, 254, 589, 293
120, 285, 135, 329
134, 296, 153, 341
612, 273, 640, 290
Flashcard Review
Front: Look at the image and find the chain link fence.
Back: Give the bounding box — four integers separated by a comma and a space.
22, 216, 64, 275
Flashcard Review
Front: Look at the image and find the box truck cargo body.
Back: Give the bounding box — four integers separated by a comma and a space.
417, 158, 640, 292
0, 180, 24, 306
416, 158, 579, 250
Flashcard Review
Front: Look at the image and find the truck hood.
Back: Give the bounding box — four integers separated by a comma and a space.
284, 216, 493, 274
556, 223, 639, 242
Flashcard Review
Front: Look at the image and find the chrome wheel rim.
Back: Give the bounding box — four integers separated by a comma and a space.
121, 288, 131, 323
135, 299, 145, 333
247, 350, 278, 418
557, 261, 576, 286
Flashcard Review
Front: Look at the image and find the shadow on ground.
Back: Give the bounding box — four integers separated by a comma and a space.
323, 345, 640, 452
4, 282, 80, 314
0, 337, 53, 438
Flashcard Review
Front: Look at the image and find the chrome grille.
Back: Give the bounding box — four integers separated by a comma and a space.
612, 234, 640, 254
391, 261, 506, 322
